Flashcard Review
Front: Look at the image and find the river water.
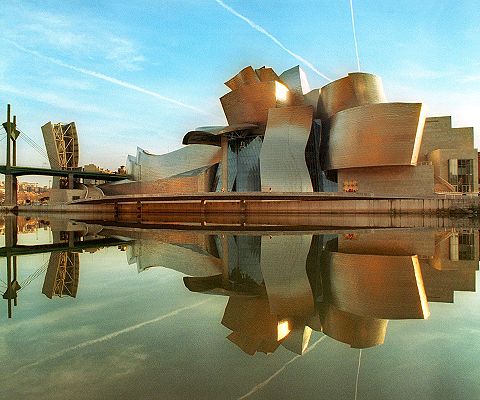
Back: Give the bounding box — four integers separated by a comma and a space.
0, 215, 479, 400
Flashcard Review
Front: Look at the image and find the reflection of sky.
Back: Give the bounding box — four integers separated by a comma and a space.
0, 243, 479, 399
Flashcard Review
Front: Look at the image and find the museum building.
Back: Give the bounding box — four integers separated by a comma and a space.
101, 65, 478, 197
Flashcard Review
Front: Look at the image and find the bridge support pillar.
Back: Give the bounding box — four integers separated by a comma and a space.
4, 174, 17, 207
68, 173, 74, 189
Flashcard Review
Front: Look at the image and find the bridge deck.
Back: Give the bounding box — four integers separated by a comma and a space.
0, 165, 128, 181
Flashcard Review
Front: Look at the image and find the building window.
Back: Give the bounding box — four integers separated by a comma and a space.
448, 159, 474, 192
449, 231, 475, 260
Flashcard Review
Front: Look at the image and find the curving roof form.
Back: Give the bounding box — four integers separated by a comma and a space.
318, 72, 386, 120
182, 123, 259, 146
128, 145, 221, 181
260, 105, 314, 192
325, 102, 426, 170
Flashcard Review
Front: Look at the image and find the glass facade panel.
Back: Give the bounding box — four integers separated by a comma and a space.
236, 136, 262, 192
216, 135, 262, 192
459, 232, 475, 260
448, 159, 474, 192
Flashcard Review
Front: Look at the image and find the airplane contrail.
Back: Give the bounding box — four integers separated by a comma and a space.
13, 299, 211, 375
237, 335, 327, 400
214, 0, 332, 82
349, 0, 361, 71
354, 348, 362, 400
5, 39, 211, 115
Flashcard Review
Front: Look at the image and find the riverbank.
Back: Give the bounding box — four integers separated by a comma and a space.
1, 192, 478, 217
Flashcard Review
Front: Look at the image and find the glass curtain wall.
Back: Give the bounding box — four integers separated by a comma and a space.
448, 159, 474, 192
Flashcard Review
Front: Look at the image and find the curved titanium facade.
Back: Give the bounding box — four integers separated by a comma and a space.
325, 102, 426, 170
260, 106, 314, 192
127, 145, 221, 181
221, 81, 289, 125
318, 72, 386, 120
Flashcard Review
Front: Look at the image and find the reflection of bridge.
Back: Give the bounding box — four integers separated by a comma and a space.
0, 237, 130, 257
0, 216, 130, 318
0, 104, 128, 207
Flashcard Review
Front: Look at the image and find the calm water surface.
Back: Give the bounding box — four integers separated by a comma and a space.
0, 216, 479, 400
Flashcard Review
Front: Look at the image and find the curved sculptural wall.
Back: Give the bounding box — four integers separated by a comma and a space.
260, 105, 314, 192
221, 81, 283, 125
128, 145, 221, 181
325, 102, 426, 170
318, 72, 386, 120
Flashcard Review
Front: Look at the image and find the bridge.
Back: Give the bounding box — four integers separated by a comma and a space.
0, 103, 129, 207
0, 165, 127, 181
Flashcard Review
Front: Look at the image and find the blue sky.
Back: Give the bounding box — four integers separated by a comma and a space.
0, 0, 479, 179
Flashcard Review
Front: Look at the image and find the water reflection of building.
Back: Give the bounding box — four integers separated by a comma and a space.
162, 229, 479, 354
125, 231, 223, 276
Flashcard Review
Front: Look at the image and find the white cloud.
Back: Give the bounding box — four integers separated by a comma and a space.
0, 82, 119, 117
6, 8, 146, 72
5, 39, 211, 115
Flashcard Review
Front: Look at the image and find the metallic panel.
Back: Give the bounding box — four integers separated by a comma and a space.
261, 234, 314, 317
220, 81, 279, 125
325, 102, 426, 170
255, 66, 280, 83
279, 65, 310, 104
224, 66, 260, 91
130, 145, 221, 181
101, 164, 218, 195
260, 106, 314, 192
318, 72, 386, 120
327, 252, 430, 320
